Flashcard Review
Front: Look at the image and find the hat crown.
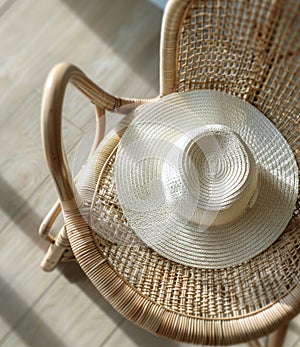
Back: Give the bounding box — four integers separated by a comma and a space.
163, 125, 258, 227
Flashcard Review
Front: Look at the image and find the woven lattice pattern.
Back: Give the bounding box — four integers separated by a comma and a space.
92, 144, 300, 319
177, 0, 299, 95
176, 0, 300, 131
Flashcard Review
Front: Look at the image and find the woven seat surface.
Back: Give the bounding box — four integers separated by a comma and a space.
70, 104, 300, 343
90, 146, 300, 320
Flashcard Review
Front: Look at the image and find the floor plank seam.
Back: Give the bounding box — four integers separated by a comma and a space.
98, 317, 126, 347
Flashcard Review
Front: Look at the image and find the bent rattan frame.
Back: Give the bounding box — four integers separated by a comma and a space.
40, 0, 300, 345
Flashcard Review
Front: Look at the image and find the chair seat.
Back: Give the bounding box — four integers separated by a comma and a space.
67, 116, 300, 345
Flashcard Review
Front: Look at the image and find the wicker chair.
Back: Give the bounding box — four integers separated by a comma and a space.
40, 0, 300, 346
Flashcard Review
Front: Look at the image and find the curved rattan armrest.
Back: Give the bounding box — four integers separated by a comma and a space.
41, 62, 138, 210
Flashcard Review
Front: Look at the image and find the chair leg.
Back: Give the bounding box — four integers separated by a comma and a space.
40, 226, 69, 271
268, 322, 289, 347
39, 199, 61, 242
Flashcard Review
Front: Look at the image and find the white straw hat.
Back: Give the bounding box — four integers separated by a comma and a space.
112, 90, 298, 269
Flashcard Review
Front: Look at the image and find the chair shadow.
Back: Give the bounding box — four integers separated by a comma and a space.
0, 275, 67, 347
59, 0, 162, 90
0, 176, 124, 345
0, 0, 18, 18
0, 175, 45, 250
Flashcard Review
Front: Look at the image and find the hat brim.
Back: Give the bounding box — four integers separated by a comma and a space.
113, 90, 298, 268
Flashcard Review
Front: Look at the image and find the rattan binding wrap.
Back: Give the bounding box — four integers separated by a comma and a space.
41, 0, 300, 345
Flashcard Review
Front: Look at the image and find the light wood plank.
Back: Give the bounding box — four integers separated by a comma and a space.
0, 91, 83, 231
0, 176, 61, 341
0, 0, 161, 131
101, 319, 180, 347
1, 264, 124, 347
293, 336, 300, 347
284, 329, 300, 347
290, 314, 300, 335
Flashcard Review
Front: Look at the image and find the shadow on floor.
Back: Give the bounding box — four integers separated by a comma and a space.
104, 319, 183, 347
0, 275, 67, 347
0, 175, 125, 344
0, 175, 45, 249
0, 0, 18, 19
60, 0, 162, 89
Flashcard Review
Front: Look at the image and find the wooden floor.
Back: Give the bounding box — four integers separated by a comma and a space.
0, 0, 299, 346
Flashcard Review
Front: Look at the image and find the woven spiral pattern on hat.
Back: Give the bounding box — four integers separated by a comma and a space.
87, 91, 299, 319
110, 90, 298, 268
